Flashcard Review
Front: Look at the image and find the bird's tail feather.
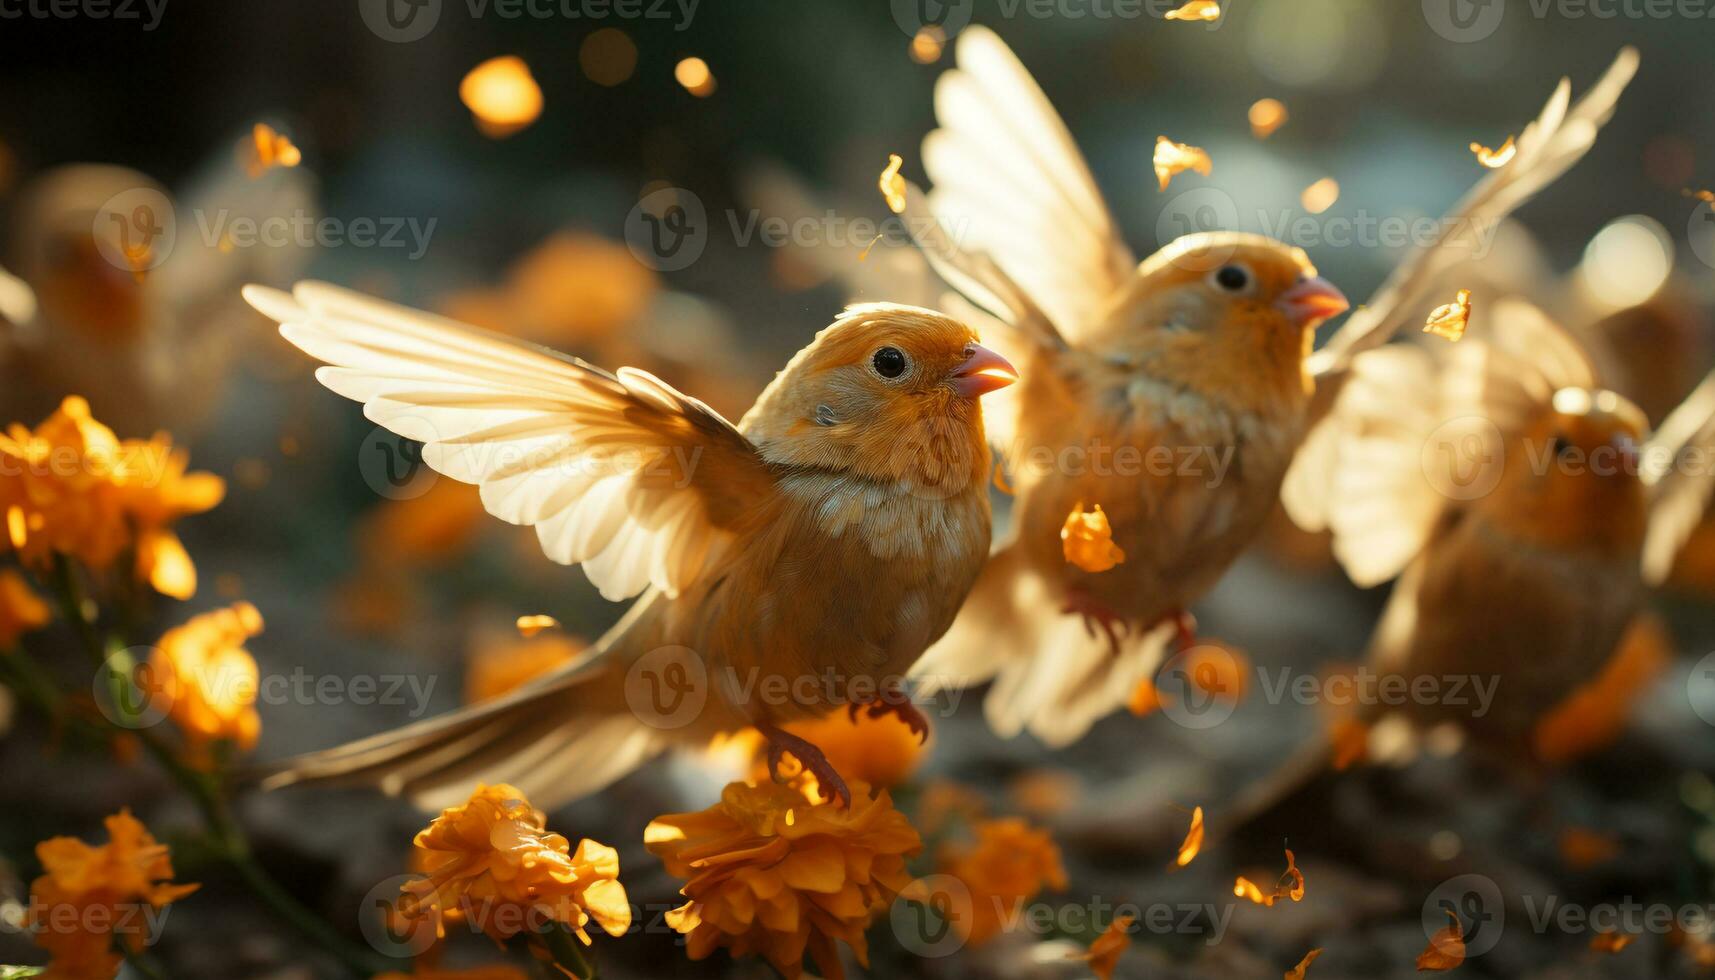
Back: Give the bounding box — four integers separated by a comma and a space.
252, 636, 665, 811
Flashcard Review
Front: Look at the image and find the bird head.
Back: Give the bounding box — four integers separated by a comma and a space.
1477, 387, 1650, 556
742, 303, 1017, 493
1088, 232, 1348, 409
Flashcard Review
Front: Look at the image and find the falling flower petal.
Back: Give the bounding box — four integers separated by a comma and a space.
1470, 136, 1517, 169
1175, 806, 1205, 867
1417, 909, 1467, 971
1164, 0, 1221, 21
1235, 849, 1305, 906
1070, 915, 1134, 980
1285, 948, 1324, 980
880, 153, 908, 215
515, 614, 560, 639
1249, 98, 1288, 139
1154, 136, 1212, 191
242, 122, 302, 178
1301, 178, 1340, 214
1423, 288, 1472, 342
1062, 502, 1126, 573
459, 56, 543, 138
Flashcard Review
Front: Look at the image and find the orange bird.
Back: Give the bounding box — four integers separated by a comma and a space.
894, 27, 1637, 746
1285, 301, 1715, 759
242, 282, 1015, 809
1218, 302, 1715, 835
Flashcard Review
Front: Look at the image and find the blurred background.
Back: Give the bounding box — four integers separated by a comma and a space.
3, 1, 1715, 977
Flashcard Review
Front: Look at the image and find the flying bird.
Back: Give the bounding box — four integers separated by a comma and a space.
1222, 299, 1715, 834
895, 26, 1639, 746
242, 281, 1016, 809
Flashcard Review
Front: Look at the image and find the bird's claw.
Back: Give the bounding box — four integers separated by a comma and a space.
1061, 590, 1129, 657
848, 688, 932, 744
758, 722, 853, 808
1163, 608, 1198, 653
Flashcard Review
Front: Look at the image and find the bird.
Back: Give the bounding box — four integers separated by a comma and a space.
1218, 298, 1715, 836
241, 281, 1017, 810
1, 136, 317, 437
892, 26, 1639, 747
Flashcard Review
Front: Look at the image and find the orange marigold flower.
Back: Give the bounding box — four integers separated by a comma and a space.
934, 817, 1068, 946
780, 709, 927, 790
27, 810, 198, 979
0, 567, 51, 649
646, 780, 921, 980
0, 397, 222, 597
113, 434, 226, 600
463, 633, 583, 704
402, 784, 631, 945
148, 602, 264, 764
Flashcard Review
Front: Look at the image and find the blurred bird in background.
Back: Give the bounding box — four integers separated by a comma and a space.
0, 127, 316, 435
894, 26, 1640, 747
1222, 299, 1715, 837
242, 282, 1016, 809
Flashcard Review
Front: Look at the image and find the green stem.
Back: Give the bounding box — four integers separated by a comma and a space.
48, 556, 391, 978
538, 925, 598, 980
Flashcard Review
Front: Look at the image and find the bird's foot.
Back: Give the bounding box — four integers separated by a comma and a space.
757, 721, 852, 808
1061, 589, 1128, 656
1152, 607, 1198, 653
848, 685, 931, 744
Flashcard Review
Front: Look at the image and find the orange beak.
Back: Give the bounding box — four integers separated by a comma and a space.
950, 343, 1018, 398
1276, 276, 1350, 328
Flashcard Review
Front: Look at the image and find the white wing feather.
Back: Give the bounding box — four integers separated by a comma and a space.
1641, 368, 1715, 585
923, 25, 1134, 343
244, 281, 773, 601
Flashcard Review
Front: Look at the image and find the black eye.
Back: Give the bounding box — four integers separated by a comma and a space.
872, 346, 907, 378
1215, 265, 1250, 292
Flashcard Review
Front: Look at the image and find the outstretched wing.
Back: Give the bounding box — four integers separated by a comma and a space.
1286, 300, 1597, 586
244, 280, 777, 601
921, 25, 1135, 345
1641, 368, 1715, 586
1308, 47, 1639, 379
